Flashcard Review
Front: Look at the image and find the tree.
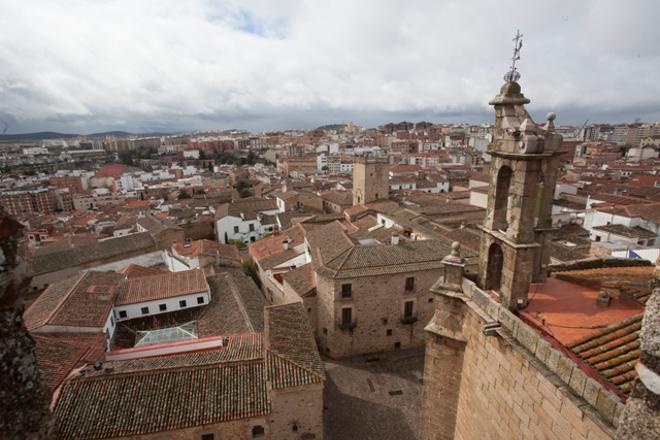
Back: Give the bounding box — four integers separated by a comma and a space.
242, 257, 261, 288
177, 189, 189, 200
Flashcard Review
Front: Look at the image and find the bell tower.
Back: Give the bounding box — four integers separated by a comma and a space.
478, 32, 563, 310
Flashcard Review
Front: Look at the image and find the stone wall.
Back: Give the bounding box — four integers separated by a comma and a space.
113, 418, 265, 439
421, 278, 619, 440
315, 269, 439, 358
269, 383, 324, 440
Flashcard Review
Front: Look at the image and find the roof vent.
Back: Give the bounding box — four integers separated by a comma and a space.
597, 291, 612, 307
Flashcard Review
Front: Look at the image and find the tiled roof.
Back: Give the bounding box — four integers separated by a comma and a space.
115, 269, 209, 305
319, 239, 467, 279
54, 360, 271, 439
33, 332, 106, 392
214, 198, 277, 220
90, 333, 263, 376
282, 263, 316, 297
197, 271, 269, 337
53, 304, 323, 440
24, 271, 125, 331
592, 223, 657, 239
31, 232, 156, 275
265, 303, 324, 385
117, 264, 168, 279
321, 190, 353, 206
568, 314, 643, 395
173, 239, 240, 262
552, 266, 654, 305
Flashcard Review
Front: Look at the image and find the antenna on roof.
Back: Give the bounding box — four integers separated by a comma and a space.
503, 29, 523, 83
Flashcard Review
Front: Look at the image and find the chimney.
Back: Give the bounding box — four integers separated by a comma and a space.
391, 232, 400, 246
282, 239, 289, 251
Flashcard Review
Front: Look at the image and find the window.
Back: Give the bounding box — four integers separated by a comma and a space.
179, 299, 187, 308
234, 226, 239, 233
595, 236, 601, 242
197, 296, 205, 304
386, 329, 392, 336
405, 277, 415, 291
110, 316, 114, 326
341, 283, 352, 299
341, 307, 353, 325
322, 327, 328, 335
201, 434, 215, 440
159, 304, 167, 312
404, 301, 414, 318
428, 297, 434, 303
252, 426, 265, 438
394, 342, 401, 350
249, 223, 255, 232
141, 306, 149, 315
118, 310, 127, 318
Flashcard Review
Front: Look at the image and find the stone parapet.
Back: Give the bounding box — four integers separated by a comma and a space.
440, 277, 623, 433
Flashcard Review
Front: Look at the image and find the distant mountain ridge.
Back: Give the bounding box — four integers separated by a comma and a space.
0, 130, 175, 141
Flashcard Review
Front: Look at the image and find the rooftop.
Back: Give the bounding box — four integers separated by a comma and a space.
115, 268, 208, 306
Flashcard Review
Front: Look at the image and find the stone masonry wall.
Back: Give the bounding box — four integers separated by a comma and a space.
316, 269, 439, 358
421, 278, 620, 440
269, 383, 324, 440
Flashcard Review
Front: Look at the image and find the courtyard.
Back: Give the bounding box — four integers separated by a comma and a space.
323, 347, 425, 440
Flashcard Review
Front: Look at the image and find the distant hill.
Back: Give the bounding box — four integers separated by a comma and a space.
0, 131, 79, 141
0, 130, 177, 141
317, 124, 347, 131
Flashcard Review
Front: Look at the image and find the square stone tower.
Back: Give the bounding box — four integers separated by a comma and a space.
352, 154, 389, 206
478, 81, 563, 310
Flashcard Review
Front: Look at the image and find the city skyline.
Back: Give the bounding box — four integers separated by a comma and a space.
1, 0, 660, 133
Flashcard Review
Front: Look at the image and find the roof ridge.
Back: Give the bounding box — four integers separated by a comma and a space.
224, 272, 255, 332
74, 356, 266, 383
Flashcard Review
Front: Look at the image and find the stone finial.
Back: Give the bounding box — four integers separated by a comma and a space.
443, 241, 464, 264
544, 112, 556, 132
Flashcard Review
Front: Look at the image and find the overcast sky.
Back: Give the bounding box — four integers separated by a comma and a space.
1, 0, 659, 134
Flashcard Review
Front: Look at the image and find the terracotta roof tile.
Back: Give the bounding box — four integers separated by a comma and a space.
568, 314, 643, 395
25, 271, 125, 331
115, 269, 209, 305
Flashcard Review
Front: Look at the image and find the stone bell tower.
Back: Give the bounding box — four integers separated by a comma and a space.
478, 35, 563, 310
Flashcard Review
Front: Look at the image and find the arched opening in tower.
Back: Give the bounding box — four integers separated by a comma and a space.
493, 165, 512, 231
485, 242, 504, 291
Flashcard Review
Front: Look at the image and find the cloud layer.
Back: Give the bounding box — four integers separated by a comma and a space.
1, 0, 659, 133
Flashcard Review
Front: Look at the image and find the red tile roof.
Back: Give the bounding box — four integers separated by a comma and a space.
95, 164, 128, 178
568, 314, 642, 395
118, 264, 169, 279
24, 271, 125, 331
33, 332, 106, 392
522, 277, 644, 346
115, 269, 209, 305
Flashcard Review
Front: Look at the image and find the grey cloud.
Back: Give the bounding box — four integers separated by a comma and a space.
0, 0, 658, 134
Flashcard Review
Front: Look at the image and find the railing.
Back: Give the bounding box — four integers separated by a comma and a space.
400, 313, 418, 325
338, 319, 357, 331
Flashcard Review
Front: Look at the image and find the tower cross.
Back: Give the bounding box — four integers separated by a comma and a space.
504, 30, 523, 83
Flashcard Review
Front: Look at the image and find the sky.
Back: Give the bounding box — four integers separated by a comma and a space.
1, 0, 659, 134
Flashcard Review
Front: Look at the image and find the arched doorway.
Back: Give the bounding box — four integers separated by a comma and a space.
493, 166, 512, 231
485, 243, 504, 291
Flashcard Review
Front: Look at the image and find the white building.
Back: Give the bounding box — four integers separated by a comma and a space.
215, 198, 279, 244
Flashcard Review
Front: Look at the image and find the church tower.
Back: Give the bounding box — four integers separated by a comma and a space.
478, 41, 563, 310
352, 154, 389, 206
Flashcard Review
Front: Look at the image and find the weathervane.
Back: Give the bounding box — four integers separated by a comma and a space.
503, 29, 523, 83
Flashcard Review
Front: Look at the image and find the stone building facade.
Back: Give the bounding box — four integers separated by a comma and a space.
352, 155, 389, 205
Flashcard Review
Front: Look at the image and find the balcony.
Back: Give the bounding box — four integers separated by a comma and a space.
400, 313, 418, 325
338, 319, 357, 331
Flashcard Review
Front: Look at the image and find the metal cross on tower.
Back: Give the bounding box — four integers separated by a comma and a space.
503, 29, 523, 83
